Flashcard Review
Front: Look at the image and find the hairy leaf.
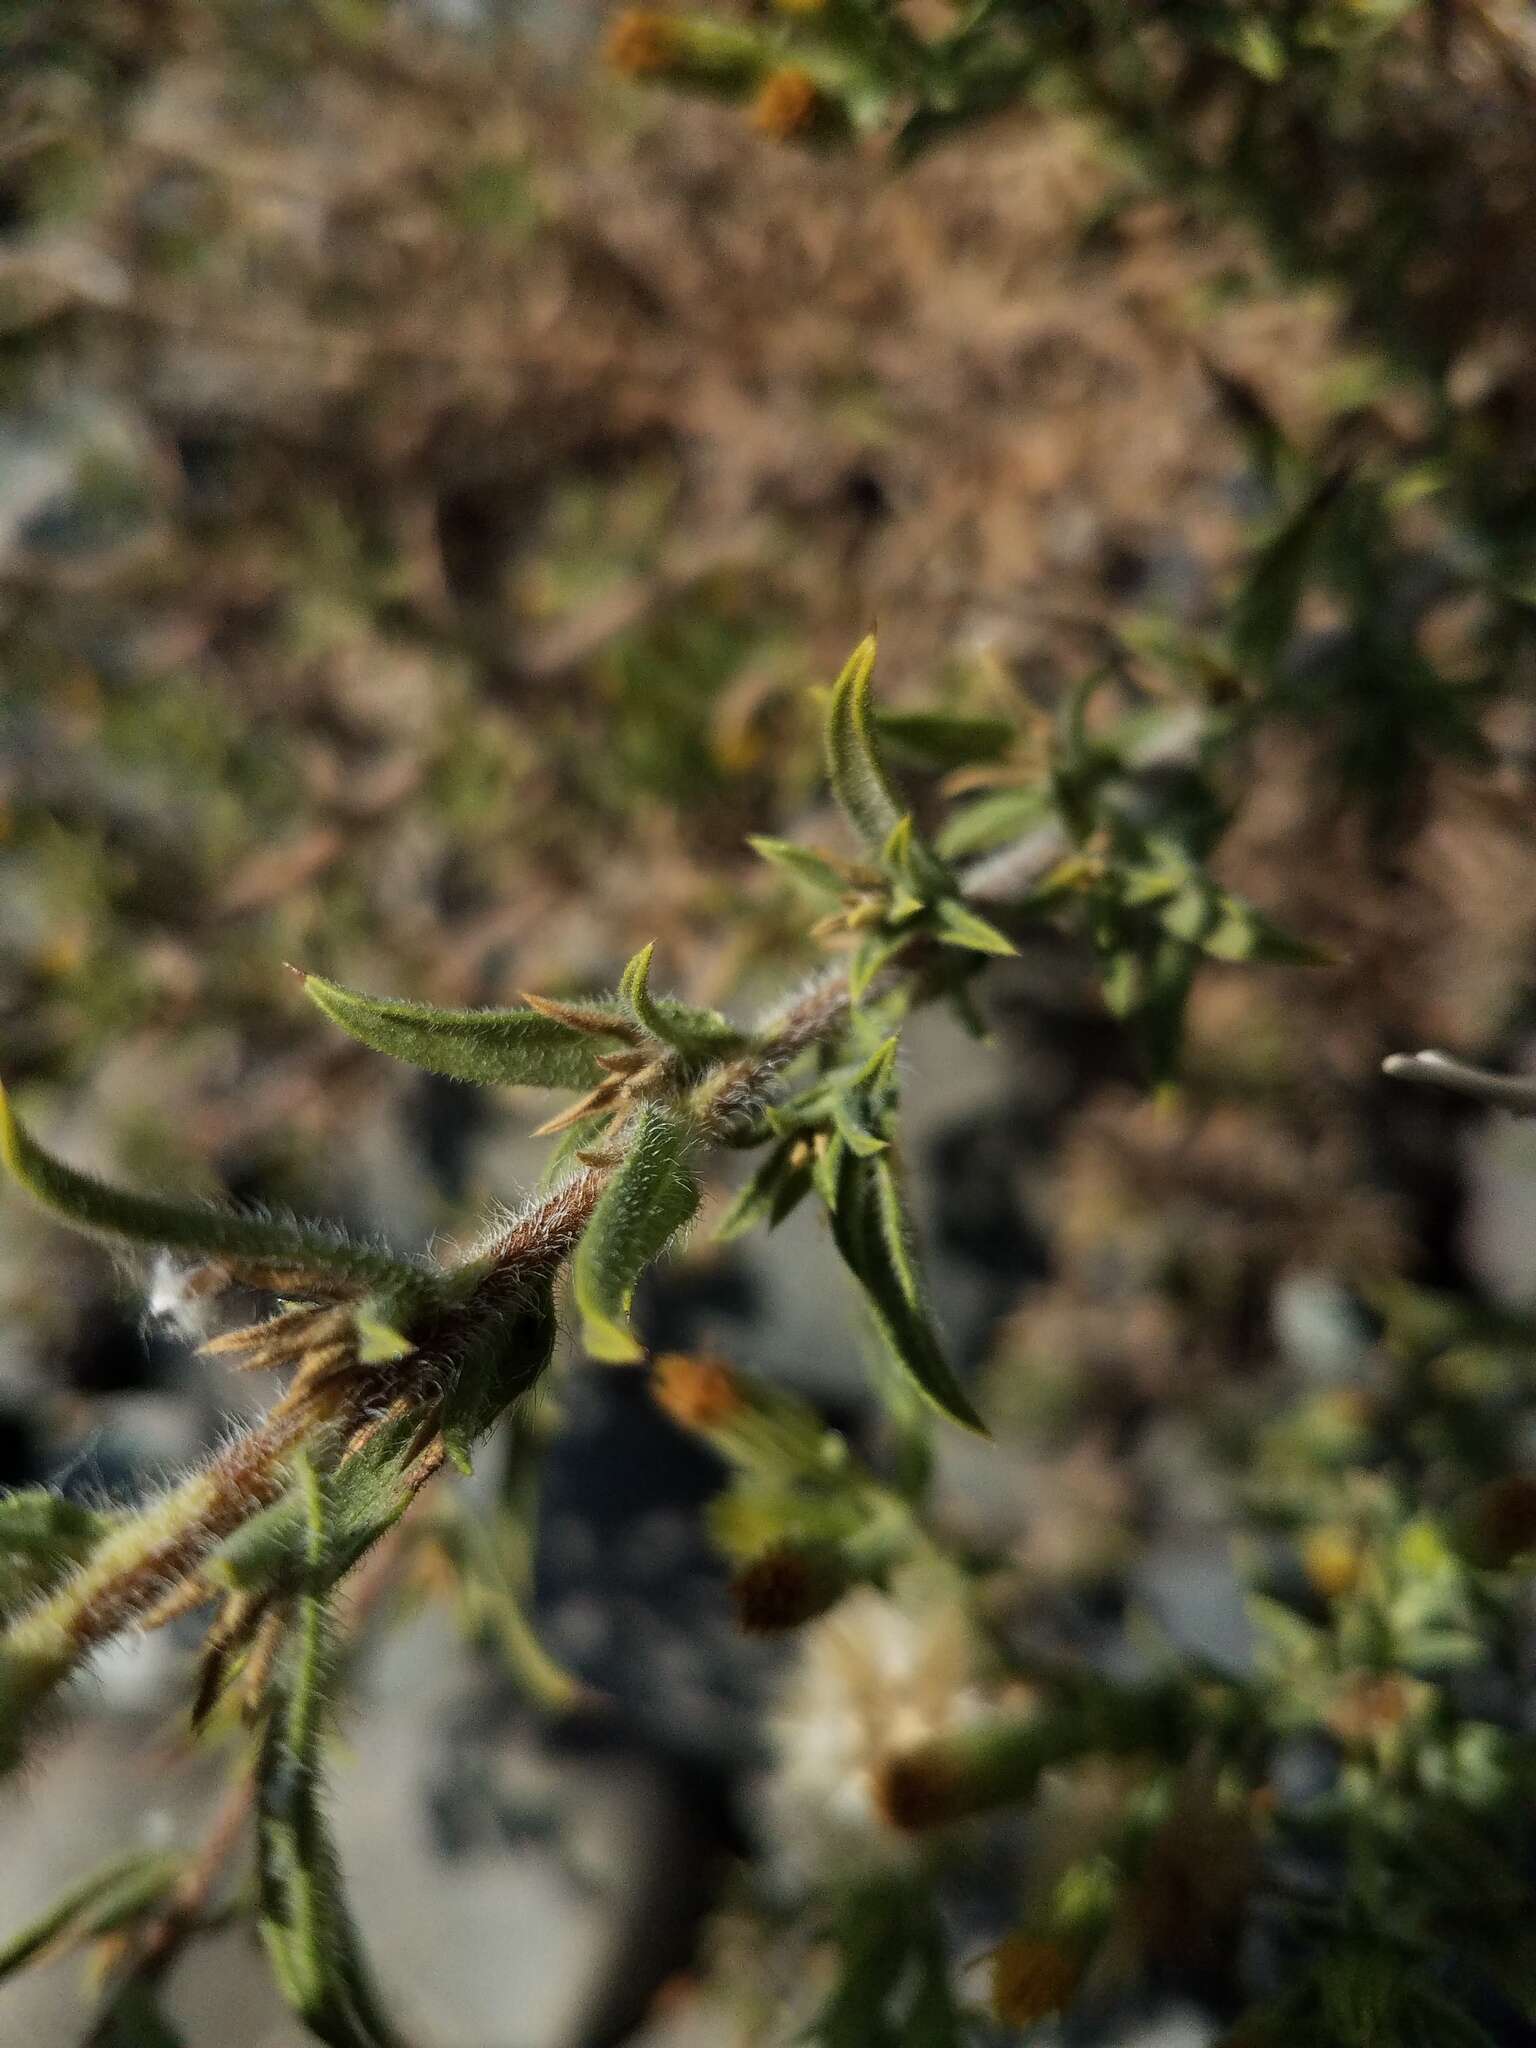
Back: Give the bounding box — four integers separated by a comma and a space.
849, 928, 910, 1002
257, 1459, 405, 2048
825, 634, 904, 850
829, 1036, 898, 1158
874, 710, 1015, 770
827, 1151, 985, 1433
879, 815, 952, 911
932, 896, 1017, 956
573, 1105, 701, 1362
303, 974, 623, 1091
618, 943, 745, 1059
747, 836, 849, 897
0, 1086, 426, 1302
212, 1422, 417, 1601
936, 785, 1051, 860
716, 1141, 812, 1242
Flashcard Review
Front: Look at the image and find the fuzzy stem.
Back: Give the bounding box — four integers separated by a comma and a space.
0, 1409, 313, 1769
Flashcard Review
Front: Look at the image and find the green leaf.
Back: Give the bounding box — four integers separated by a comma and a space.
1197, 897, 1326, 966
573, 1105, 701, 1362
0, 1851, 182, 1983
849, 928, 909, 1001
827, 1151, 986, 1434
932, 896, 1017, 957
874, 710, 1015, 771
831, 1100, 890, 1158
257, 1458, 406, 2048
879, 815, 952, 907
829, 1037, 898, 1158
936, 785, 1050, 859
211, 1421, 420, 1602
1216, 17, 1288, 80
303, 974, 624, 1091
825, 634, 904, 851
0, 1085, 426, 1303
618, 943, 745, 1059
748, 836, 848, 898
812, 1129, 847, 1211
351, 1300, 415, 1366
715, 1141, 812, 1242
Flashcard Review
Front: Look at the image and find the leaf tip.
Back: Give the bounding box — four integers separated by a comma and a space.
299, 970, 343, 1019
583, 1313, 646, 1365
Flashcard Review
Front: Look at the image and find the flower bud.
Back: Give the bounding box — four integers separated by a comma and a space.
730, 1542, 848, 1633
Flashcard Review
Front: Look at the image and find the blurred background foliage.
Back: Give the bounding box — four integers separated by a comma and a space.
10, 1, 1536, 2045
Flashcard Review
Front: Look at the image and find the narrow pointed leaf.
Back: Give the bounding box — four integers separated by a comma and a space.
748, 836, 848, 898
830, 1036, 898, 1158
0, 1086, 425, 1302
351, 1300, 415, 1366
825, 635, 904, 850
880, 813, 952, 904
716, 1142, 811, 1243
849, 929, 909, 1001
874, 710, 1015, 770
832, 1098, 891, 1158
932, 897, 1017, 957
812, 1129, 847, 1211
573, 1105, 701, 1362
827, 1151, 986, 1434
619, 944, 744, 1059
0, 1851, 182, 1982
936, 786, 1050, 860
521, 991, 642, 1043
1195, 895, 1328, 965
303, 974, 623, 1090
257, 1458, 406, 2048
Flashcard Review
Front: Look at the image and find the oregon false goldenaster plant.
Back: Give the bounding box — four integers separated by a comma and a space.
0, 639, 1379, 2044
